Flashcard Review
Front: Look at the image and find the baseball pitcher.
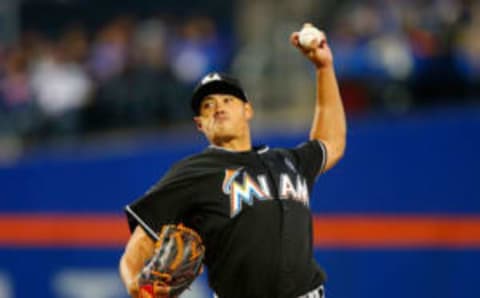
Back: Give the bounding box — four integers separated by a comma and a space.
119, 23, 346, 298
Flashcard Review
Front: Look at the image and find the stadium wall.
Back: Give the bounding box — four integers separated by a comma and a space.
0, 107, 479, 298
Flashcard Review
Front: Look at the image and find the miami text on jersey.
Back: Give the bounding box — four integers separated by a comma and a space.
223, 168, 310, 216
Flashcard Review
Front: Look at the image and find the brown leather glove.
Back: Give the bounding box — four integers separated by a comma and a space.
138, 224, 205, 298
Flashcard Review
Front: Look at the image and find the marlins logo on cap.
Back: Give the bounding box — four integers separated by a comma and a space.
201, 73, 222, 85
191, 72, 248, 115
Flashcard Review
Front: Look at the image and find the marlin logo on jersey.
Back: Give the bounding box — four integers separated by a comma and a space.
222, 168, 310, 216
223, 168, 269, 216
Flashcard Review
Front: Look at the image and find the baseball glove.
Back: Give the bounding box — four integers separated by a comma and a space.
138, 224, 205, 298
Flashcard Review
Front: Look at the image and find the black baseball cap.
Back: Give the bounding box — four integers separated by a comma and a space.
191, 72, 248, 115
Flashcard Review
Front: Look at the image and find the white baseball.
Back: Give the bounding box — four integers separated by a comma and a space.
298, 26, 324, 50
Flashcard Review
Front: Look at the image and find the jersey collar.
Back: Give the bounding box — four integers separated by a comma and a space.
207, 144, 269, 154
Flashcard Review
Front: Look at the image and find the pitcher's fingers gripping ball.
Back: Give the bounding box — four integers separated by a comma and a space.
290, 23, 332, 68
138, 224, 205, 298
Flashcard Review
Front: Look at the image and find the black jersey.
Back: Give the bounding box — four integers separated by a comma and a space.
126, 140, 328, 298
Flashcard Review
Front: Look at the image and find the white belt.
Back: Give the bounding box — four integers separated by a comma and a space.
297, 284, 325, 298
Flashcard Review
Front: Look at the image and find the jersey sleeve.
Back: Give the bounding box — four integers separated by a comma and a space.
124, 162, 195, 240
289, 139, 327, 183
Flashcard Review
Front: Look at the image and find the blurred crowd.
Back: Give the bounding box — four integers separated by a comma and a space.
0, 14, 230, 142
327, 0, 480, 114
0, 0, 479, 146
231, 0, 480, 118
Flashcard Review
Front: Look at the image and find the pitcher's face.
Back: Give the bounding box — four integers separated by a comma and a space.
194, 94, 253, 144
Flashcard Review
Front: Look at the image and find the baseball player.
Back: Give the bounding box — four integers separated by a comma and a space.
119, 23, 346, 298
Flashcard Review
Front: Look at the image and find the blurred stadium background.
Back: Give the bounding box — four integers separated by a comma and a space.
0, 0, 479, 297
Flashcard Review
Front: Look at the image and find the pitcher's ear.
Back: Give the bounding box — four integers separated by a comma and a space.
245, 103, 254, 120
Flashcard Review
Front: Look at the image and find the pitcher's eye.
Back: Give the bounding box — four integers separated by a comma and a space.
202, 101, 214, 110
